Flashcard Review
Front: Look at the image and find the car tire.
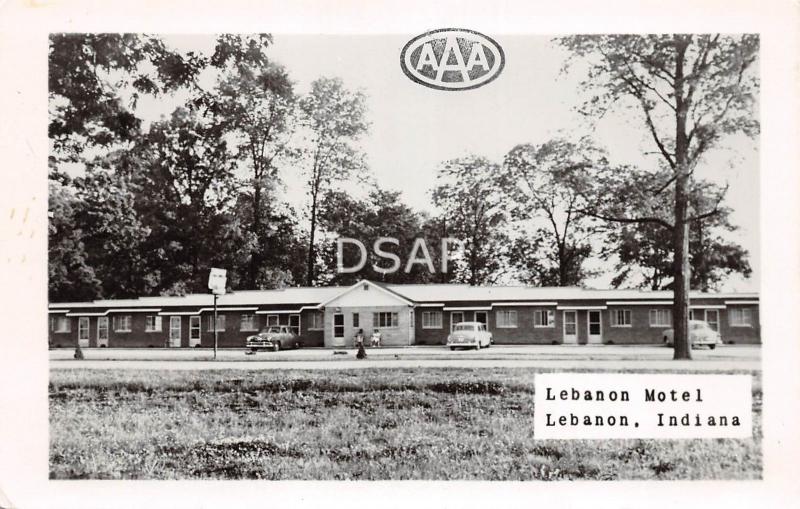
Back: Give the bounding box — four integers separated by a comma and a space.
272, 343, 280, 352
709, 344, 716, 350
450, 346, 455, 351
294, 341, 300, 349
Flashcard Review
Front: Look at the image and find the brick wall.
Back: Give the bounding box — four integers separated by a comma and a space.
720, 306, 760, 344
48, 299, 761, 348
324, 306, 412, 347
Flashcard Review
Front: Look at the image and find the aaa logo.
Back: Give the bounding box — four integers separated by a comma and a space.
400, 28, 505, 91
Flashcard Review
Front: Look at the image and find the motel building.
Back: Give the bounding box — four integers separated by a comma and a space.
47, 280, 760, 349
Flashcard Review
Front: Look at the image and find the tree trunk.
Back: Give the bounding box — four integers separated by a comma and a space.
249, 183, 262, 288
672, 36, 692, 360
306, 190, 318, 287
672, 176, 692, 360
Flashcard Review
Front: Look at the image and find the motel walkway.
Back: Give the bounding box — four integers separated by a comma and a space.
49, 344, 761, 372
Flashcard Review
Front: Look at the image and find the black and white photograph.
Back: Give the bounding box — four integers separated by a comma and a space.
45, 30, 761, 480
1, 0, 799, 507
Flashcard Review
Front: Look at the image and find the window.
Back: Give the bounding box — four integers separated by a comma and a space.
610, 309, 632, 327
54, 316, 71, 333
450, 311, 464, 331
190, 316, 201, 340
114, 315, 132, 332
353, 313, 360, 328
97, 317, 109, 341
266, 315, 279, 328
649, 309, 672, 327
422, 311, 442, 329
374, 312, 399, 328
729, 308, 753, 327
533, 309, 554, 328
289, 314, 300, 335
78, 317, 90, 341
308, 312, 324, 330
497, 310, 518, 328
145, 315, 162, 332
240, 314, 257, 331
207, 315, 226, 331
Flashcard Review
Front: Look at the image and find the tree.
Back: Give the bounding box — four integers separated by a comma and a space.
316, 186, 446, 285
72, 169, 153, 299
132, 106, 240, 293
48, 33, 273, 164
298, 77, 370, 286
431, 156, 511, 285
604, 179, 751, 291
48, 33, 290, 300
504, 139, 604, 286
202, 62, 297, 288
48, 181, 102, 301
558, 34, 759, 359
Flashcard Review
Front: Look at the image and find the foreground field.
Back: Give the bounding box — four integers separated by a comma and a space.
49, 368, 761, 480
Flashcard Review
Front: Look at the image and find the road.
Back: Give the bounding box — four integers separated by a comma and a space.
49, 344, 761, 372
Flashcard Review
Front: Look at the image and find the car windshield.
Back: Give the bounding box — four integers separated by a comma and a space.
453, 324, 474, 332
265, 327, 280, 333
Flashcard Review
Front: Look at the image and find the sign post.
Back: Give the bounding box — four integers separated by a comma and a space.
208, 268, 227, 360
213, 293, 218, 359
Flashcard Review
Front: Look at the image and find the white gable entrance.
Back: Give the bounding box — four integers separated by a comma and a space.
323, 281, 412, 308
320, 281, 414, 347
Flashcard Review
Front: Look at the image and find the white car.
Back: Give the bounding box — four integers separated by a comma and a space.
663, 320, 722, 349
447, 322, 493, 350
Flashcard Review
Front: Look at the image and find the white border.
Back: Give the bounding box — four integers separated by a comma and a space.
0, 1, 797, 508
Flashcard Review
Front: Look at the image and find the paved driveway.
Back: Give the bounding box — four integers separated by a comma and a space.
49, 344, 760, 372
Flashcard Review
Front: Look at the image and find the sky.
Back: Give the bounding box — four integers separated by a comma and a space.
137, 34, 759, 292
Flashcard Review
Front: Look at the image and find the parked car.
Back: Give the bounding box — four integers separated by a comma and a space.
663, 320, 722, 349
447, 322, 493, 350
246, 326, 302, 352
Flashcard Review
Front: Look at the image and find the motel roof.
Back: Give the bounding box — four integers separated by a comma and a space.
48, 280, 759, 311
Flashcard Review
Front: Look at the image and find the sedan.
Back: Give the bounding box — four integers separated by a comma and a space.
246, 326, 302, 352
447, 322, 493, 350
663, 320, 722, 349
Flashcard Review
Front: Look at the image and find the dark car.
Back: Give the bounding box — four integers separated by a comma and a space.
246, 326, 302, 352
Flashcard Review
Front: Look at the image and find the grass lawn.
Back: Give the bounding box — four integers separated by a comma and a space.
49, 367, 761, 480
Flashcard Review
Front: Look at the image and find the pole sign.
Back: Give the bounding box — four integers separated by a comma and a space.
208, 268, 227, 295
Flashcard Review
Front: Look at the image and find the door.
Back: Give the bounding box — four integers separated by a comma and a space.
475, 311, 489, 330
333, 313, 345, 346
289, 314, 300, 336
189, 316, 201, 347
408, 309, 415, 345
97, 317, 109, 347
705, 309, 720, 332
78, 317, 90, 348
587, 310, 603, 344
169, 316, 181, 347
563, 311, 577, 344
450, 312, 464, 332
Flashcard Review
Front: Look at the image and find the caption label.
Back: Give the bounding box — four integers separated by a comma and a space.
534, 373, 752, 439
